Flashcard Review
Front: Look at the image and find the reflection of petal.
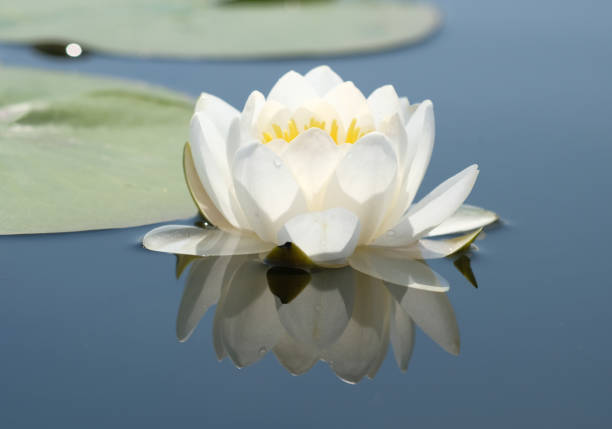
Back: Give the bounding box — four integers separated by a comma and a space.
321, 273, 391, 384
176, 256, 243, 342
143, 225, 274, 257
277, 267, 355, 350
273, 333, 318, 375
389, 301, 415, 372
213, 260, 284, 367
386, 282, 460, 355
348, 247, 449, 292
427, 204, 499, 237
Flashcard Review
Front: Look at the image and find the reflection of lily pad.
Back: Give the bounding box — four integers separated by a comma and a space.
0, 1, 441, 58
0, 66, 196, 235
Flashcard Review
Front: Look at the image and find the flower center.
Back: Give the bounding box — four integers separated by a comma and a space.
261, 117, 371, 145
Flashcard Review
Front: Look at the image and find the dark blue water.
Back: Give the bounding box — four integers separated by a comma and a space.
1, 0, 611, 427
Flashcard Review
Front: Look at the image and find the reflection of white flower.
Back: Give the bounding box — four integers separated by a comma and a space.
178, 255, 459, 384
144, 66, 497, 288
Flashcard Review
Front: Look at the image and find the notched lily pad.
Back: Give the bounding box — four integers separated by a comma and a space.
0, 1, 441, 58
0, 66, 197, 235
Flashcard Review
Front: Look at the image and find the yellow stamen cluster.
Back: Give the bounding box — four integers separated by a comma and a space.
262, 117, 370, 145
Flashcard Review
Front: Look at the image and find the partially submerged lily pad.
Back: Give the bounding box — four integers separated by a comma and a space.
0, 66, 197, 235
0, 1, 441, 58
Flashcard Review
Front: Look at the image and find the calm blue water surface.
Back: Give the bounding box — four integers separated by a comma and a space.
1, 0, 611, 427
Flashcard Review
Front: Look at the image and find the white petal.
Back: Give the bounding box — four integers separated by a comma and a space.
194, 92, 239, 139
190, 113, 248, 229
377, 113, 408, 172
263, 138, 289, 156
324, 81, 374, 132
323, 133, 398, 243
321, 273, 391, 384
348, 247, 449, 292
373, 164, 479, 247
386, 282, 460, 355
372, 228, 482, 260
256, 99, 291, 133
427, 204, 499, 237
183, 143, 234, 232
273, 334, 318, 375
239, 90, 265, 142
398, 96, 412, 124
402, 100, 435, 208
304, 65, 344, 96
367, 85, 402, 126
143, 225, 275, 256
232, 143, 308, 242
277, 208, 360, 265
280, 128, 342, 208
213, 260, 284, 367
389, 301, 415, 371
268, 70, 318, 110
277, 268, 355, 350
176, 256, 233, 342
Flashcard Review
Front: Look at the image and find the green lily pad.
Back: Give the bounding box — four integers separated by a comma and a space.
0, 1, 441, 58
0, 65, 197, 235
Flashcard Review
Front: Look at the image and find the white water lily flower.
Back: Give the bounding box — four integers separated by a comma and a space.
144, 66, 497, 288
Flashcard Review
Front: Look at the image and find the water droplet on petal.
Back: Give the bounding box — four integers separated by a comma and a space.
386, 229, 396, 236
273, 159, 281, 168
258, 347, 267, 356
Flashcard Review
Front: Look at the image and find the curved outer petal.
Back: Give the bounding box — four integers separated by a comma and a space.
277, 268, 356, 350
386, 282, 460, 355
401, 100, 436, 210
324, 81, 374, 132
372, 228, 482, 260
373, 164, 479, 248
398, 97, 414, 124
176, 256, 234, 342
323, 133, 398, 243
280, 128, 343, 209
194, 92, 240, 139
267, 70, 318, 110
190, 113, 249, 229
367, 85, 402, 126
273, 333, 319, 375
321, 272, 391, 384
427, 204, 499, 237
348, 247, 450, 292
143, 225, 275, 256
373, 113, 413, 236
183, 143, 234, 231
304, 65, 344, 96
389, 301, 415, 372
239, 90, 265, 142
213, 260, 284, 368
232, 142, 308, 243
277, 208, 360, 265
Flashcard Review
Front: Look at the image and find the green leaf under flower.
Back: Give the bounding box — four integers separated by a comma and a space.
0, 66, 197, 235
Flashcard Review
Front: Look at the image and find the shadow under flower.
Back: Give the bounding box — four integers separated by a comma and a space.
175, 253, 463, 384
